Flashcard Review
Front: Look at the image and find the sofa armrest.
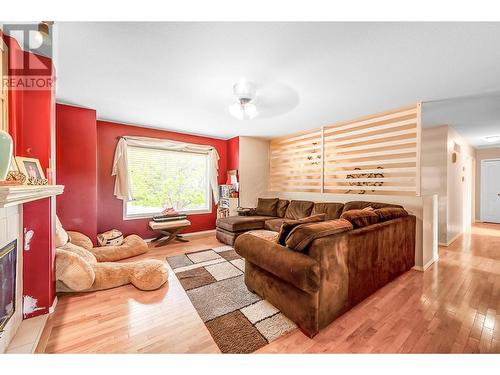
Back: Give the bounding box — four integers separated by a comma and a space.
234, 233, 320, 294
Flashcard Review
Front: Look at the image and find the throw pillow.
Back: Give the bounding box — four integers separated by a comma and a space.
276, 213, 326, 245
374, 207, 409, 222
255, 198, 279, 216
340, 209, 379, 229
284, 200, 315, 219
285, 219, 353, 252
276, 199, 290, 217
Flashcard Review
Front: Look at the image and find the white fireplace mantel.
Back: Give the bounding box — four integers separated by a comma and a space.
0, 184, 64, 354
0, 185, 64, 208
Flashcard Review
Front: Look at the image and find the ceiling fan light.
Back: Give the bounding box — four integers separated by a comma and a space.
244, 103, 258, 119
229, 103, 245, 120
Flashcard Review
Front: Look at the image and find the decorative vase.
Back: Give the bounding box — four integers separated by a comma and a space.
0, 130, 13, 180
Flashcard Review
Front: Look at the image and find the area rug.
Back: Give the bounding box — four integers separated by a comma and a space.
166, 245, 297, 353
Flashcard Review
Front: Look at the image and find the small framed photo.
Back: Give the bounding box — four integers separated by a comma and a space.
15, 157, 45, 180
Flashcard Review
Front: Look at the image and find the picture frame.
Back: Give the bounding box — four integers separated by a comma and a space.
15, 156, 45, 180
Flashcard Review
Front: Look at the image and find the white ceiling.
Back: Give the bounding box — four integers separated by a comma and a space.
423, 92, 500, 148
55, 22, 500, 141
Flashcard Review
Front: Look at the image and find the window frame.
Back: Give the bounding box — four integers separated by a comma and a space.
122, 145, 213, 220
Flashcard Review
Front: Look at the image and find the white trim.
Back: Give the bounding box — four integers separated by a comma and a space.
413, 256, 438, 272
123, 206, 212, 221
0, 185, 64, 208
438, 232, 462, 247
181, 229, 216, 238
122, 146, 213, 220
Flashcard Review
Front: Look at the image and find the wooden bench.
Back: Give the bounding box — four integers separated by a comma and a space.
148, 219, 191, 247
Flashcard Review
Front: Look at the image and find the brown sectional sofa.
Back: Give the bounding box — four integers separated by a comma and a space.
216, 199, 416, 336
215, 199, 402, 245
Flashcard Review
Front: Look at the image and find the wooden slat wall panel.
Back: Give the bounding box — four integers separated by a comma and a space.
269, 129, 323, 193
269, 104, 422, 196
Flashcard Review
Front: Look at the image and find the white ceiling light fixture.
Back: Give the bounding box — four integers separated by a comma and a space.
229, 81, 258, 120
485, 135, 500, 143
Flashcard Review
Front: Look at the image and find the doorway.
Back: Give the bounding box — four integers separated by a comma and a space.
480, 159, 500, 223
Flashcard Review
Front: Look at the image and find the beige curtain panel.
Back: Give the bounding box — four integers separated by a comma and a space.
112, 136, 220, 203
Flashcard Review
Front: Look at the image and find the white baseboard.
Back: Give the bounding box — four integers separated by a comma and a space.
438, 232, 462, 247
413, 256, 438, 272
182, 229, 216, 238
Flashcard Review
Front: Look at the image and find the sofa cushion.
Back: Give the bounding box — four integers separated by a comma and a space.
340, 209, 379, 229
276, 214, 327, 245
264, 218, 287, 232
247, 229, 280, 242
374, 207, 409, 222
276, 199, 290, 218
234, 233, 321, 294
311, 202, 344, 220
256, 198, 279, 216
284, 200, 314, 219
216, 215, 273, 232
342, 201, 403, 213
285, 219, 353, 252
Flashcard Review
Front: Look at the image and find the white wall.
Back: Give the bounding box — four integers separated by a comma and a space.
446, 126, 476, 244
238, 136, 270, 208
421, 125, 476, 245
421, 125, 448, 243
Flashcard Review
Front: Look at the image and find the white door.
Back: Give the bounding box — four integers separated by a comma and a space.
481, 159, 500, 223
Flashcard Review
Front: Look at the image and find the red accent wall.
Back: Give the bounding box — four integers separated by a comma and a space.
227, 137, 239, 171
97, 120, 228, 238
3, 34, 56, 318
55, 104, 98, 243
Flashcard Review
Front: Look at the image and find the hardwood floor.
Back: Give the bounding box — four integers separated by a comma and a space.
41, 224, 500, 354
41, 235, 222, 354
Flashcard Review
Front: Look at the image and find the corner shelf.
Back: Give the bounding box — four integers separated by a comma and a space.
0, 185, 65, 208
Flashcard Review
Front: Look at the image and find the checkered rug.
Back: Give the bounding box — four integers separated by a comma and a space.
166, 245, 296, 353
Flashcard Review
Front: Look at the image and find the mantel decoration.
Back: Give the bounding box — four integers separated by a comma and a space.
5, 159, 27, 185
14, 156, 48, 186
345, 167, 384, 194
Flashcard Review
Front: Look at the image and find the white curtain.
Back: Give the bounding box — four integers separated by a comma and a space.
112, 136, 220, 204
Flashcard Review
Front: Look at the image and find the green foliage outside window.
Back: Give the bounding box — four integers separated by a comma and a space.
127, 147, 208, 213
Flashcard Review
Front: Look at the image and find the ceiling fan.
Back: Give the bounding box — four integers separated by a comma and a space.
228, 80, 299, 121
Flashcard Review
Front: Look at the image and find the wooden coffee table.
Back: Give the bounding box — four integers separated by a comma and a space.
149, 219, 191, 247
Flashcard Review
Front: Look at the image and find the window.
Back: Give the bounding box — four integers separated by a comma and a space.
124, 146, 211, 219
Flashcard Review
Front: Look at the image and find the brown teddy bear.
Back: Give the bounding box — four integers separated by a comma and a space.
55, 217, 168, 292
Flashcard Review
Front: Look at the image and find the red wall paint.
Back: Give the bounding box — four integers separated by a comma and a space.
55, 104, 98, 243
97, 120, 228, 238
227, 137, 239, 171
23, 199, 53, 318
3, 34, 56, 318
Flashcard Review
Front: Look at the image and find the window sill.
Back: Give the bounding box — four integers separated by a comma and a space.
123, 209, 212, 221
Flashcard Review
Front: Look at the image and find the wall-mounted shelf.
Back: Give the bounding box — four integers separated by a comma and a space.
0, 185, 64, 208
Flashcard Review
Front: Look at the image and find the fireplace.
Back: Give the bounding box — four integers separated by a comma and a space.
0, 240, 17, 335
